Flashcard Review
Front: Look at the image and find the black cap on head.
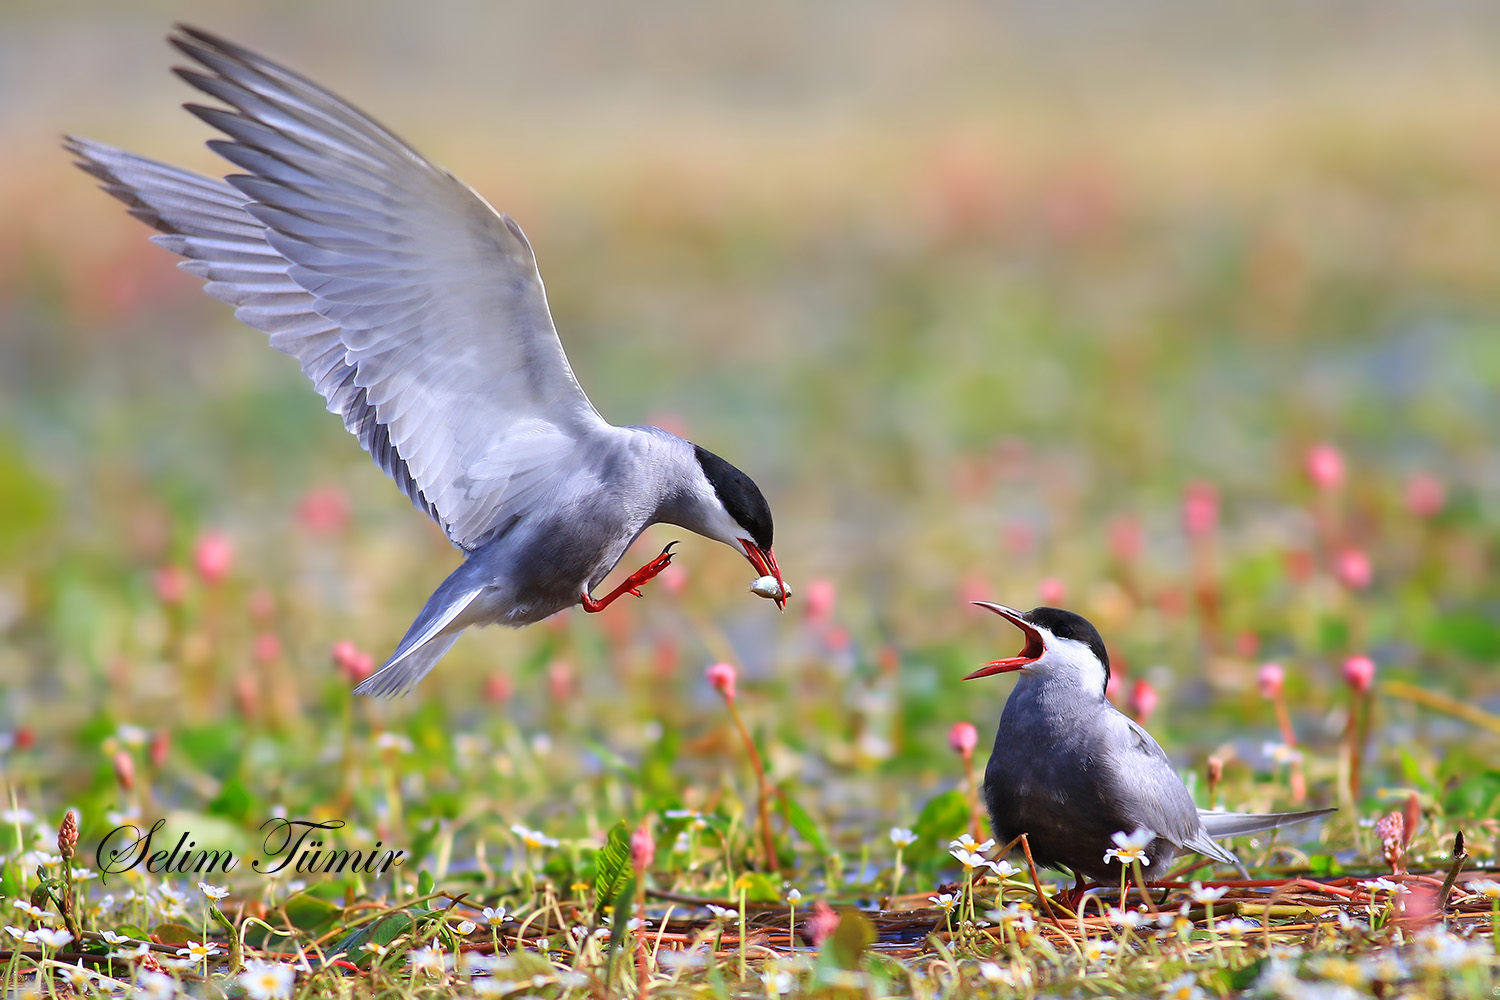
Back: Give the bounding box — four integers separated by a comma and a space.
1027, 606, 1110, 687
693, 445, 774, 553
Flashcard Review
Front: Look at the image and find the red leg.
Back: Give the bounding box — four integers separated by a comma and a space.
581, 542, 678, 613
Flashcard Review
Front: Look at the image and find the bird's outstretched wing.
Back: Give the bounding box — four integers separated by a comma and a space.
67, 25, 610, 551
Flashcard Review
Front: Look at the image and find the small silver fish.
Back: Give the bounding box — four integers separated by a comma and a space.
750, 575, 791, 600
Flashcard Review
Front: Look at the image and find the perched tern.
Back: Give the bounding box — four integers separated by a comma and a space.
67, 26, 787, 696
965, 603, 1333, 887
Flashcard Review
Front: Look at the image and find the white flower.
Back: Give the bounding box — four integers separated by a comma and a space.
32, 928, 73, 949
1082, 938, 1117, 962
889, 827, 917, 848
374, 732, 413, 753
785, 888, 801, 904
948, 834, 995, 853
133, 970, 176, 1000
1411, 927, 1490, 971
22, 852, 62, 867
361, 941, 388, 957
1221, 918, 1253, 938
991, 859, 1021, 879
0, 808, 35, 824
510, 825, 558, 850
1190, 881, 1229, 904
761, 968, 796, 994
1262, 741, 1302, 765
176, 941, 218, 960
2, 926, 22, 940
63, 962, 94, 989
70, 867, 98, 881
116, 724, 148, 747
198, 882, 229, 900
705, 904, 738, 921
481, 905, 508, 927
11, 900, 47, 921
1358, 877, 1402, 895
101, 930, 129, 944
1102, 827, 1154, 867
1159, 906, 1193, 938
928, 893, 956, 912
1107, 906, 1143, 929
407, 947, 445, 975
1162, 973, 1207, 1000
978, 960, 1004, 982
456, 919, 477, 935
1466, 879, 1500, 900
989, 901, 1036, 932
950, 847, 989, 871
110, 942, 152, 960
239, 960, 295, 1000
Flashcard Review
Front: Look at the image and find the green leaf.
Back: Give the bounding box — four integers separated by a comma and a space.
779, 792, 832, 858
825, 908, 875, 971
735, 871, 783, 904
593, 821, 633, 919
907, 790, 969, 867
605, 876, 636, 973
1443, 770, 1500, 818
282, 894, 342, 933
417, 869, 436, 898
152, 923, 195, 945
329, 910, 416, 967
1305, 854, 1344, 877
207, 776, 255, 824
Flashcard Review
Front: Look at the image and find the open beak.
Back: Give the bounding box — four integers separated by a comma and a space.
741, 540, 787, 610
963, 602, 1044, 679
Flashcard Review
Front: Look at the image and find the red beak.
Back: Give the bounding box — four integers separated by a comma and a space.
963, 602, 1044, 679
741, 540, 787, 610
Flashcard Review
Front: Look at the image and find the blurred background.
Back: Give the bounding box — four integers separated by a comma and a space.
2, 1, 1499, 840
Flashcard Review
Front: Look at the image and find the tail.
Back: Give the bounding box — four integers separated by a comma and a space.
1198, 807, 1336, 839
354, 576, 485, 698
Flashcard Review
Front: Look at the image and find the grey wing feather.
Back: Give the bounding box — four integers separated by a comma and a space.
68, 24, 612, 550
1198, 808, 1336, 840
64, 138, 442, 525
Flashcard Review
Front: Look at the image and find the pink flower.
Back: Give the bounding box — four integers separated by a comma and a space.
803, 579, 836, 623
194, 532, 234, 585
948, 721, 978, 757
1342, 655, 1375, 694
248, 589, 276, 624
547, 660, 574, 703
331, 640, 373, 683
803, 901, 840, 947
149, 730, 170, 769
1002, 521, 1035, 556
154, 566, 188, 606
1404, 473, 1445, 519
706, 662, 737, 701
484, 673, 513, 704
1258, 662, 1285, 700
252, 633, 281, 664
660, 562, 689, 595
630, 821, 655, 875
113, 750, 135, 792
1108, 515, 1144, 564
296, 486, 351, 535
1306, 443, 1344, 491
1128, 679, 1158, 724
1037, 578, 1066, 605
1182, 481, 1219, 537
1335, 549, 1372, 590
